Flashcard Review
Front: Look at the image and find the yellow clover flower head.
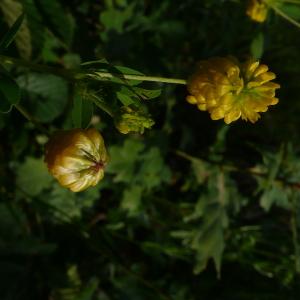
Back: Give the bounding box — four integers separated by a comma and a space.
186, 57, 280, 124
246, 0, 269, 23
45, 128, 108, 192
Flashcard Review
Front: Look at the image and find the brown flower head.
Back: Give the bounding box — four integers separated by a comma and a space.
45, 128, 108, 192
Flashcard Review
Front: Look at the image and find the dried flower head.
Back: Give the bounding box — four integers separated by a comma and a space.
114, 106, 154, 134
186, 57, 280, 124
45, 128, 108, 192
246, 0, 269, 23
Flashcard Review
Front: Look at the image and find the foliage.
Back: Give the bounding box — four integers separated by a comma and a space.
2, 0, 300, 299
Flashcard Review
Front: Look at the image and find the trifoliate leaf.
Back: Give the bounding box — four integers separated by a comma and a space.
16, 157, 53, 197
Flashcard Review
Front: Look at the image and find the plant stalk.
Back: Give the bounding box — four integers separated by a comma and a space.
14, 103, 49, 135
0, 54, 187, 85
91, 71, 187, 85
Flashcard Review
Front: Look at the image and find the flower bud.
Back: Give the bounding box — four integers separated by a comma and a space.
114, 106, 154, 134
246, 0, 269, 23
45, 128, 108, 192
186, 57, 280, 124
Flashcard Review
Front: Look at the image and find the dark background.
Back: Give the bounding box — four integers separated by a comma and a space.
1, 0, 300, 299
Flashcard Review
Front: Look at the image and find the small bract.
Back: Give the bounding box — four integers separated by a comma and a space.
45, 128, 108, 192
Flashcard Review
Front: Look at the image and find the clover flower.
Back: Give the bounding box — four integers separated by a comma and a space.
45, 128, 108, 192
186, 57, 280, 124
114, 106, 154, 134
246, 0, 269, 22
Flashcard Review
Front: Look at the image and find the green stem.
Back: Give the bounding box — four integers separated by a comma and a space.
0, 54, 187, 85
91, 71, 187, 85
0, 55, 76, 80
14, 103, 49, 135
14, 103, 34, 122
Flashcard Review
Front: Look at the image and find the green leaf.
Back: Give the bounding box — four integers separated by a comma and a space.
0, 0, 32, 59
116, 90, 136, 106
17, 73, 68, 122
139, 147, 171, 190
0, 12, 25, 51
132, 87, 162, 100
76, 278, 99, 300
22, 0, 45, 53
121, 185, 143, 216
191, 159, 209, 184
106, 139, 145, 183
72, 89, 94, 128
260, 185, 290, 211
0, 72, 21, 113
116, 85, 161, 106
0, 203, 27, 238
36, 0, 74, 46
279, 4, 300, 21
116, 86, 140, 105
250, 33, 264, 60
114, 66, 144, 85
99, 4, 134, 34
171, 171, 240, 277
172, 196, 226, 276
45, 184, 100, 222
16, 157, 53, 197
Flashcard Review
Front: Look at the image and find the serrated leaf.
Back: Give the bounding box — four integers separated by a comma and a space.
99, 4, 134, 34
0, 72, 21, 113
17, 73, 68, 122
45, 184, 100, 222
106, 139, 145, 183
260, 184, 291, 211
139, 147, 171, 190
16, 157, 53, 197
171, 171, 239, 277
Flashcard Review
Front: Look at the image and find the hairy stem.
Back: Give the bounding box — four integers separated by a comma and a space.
0, 54, 187, 85
90, 71, 187, 85
0, 55, 76, 80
